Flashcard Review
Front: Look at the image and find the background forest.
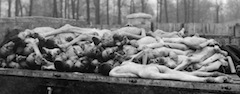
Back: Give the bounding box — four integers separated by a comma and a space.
0, 0, 240, 25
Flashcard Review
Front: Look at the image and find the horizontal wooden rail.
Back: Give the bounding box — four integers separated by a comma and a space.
0, 68, 240, 94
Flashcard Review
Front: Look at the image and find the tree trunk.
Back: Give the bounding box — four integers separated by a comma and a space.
86, 0, 90, 24
184, 0, 187, 23
107, 0, 109, 25
160, 0, 163, 23
68, 0, 71, 18
197, 0, 200, 22
8, 0, 12, 17
216, 6, 219, 23
29, 0, 33, 16
156, 0, 159, 22
187, 0, 190, 23
19, 0, 23, 16
216, 0, 219, 23
64, 0, 67, 18
164, 0, 168, 23
15, 0, 19, 16
0, 0, 2, 17
130, 0, 135, 13
53, 0, 58, 17
176, 0, 179, 23
93, 0, 100, 24
60, 0, 63, 18
118, 0, 121, 25
76, 0, 80, 20
192, 0, 195, 22
130, 0, 133, 13
132, 0, 135, 13
216, 5, 220, 23
71, 0, 75, 19
141, 0, 145, 12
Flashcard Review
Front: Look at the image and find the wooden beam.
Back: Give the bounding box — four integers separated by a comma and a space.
0, 68, 240, 93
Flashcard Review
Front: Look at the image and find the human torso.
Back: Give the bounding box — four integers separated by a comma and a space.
113, 27, 142, 35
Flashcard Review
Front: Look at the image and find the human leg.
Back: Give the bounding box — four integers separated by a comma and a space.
162, 38, 184, 43
152, 65, 213, 82
120, 32, 144, 39
43, 24, 97, 37
189, 70, 226, 77
174, 57, 191, 71
197, 61, 222, 72
164, 42, 189, 51
109, 66, 138, 77
214, 46, 228, 56
59, 34, 94, 49
199, 54, 222, 66
160, 66, 232, 83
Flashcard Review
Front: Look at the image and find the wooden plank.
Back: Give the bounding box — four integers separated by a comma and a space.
0, 68, 240, 94
0, 75, 222, 94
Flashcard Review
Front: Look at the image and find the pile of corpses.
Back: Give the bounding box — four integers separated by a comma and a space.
0, 24, 234, 83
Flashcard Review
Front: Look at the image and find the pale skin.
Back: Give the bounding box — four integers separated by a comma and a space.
174, 46, 228, 71
150, 28, 185, 38
113, 26, 147, 39
131, 45, 227, 72
18, 24, 99, 51
41, 25, 145, 40
137, 37, 189, 51
162, 36, 219, 50
41, 24, 100, 37
0, 42, 15, 57
19, 25, 146, 50
129, 36, 159, 50
126, 47, 191, 65
159, 54, 227, 72
109, 61, 232, 83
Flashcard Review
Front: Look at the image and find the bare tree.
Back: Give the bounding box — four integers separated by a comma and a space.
187, 0, 190, 23
0, 0, 2, 17
184, 0, 187, 22
130, 0, 136, 13
64, 0, 67, 18
93, 0, 100, 24
60, 0, 63, 18
29, 0, 33, 16
71, 0, 75, 19
159, 0, 163, 23
215, 0, 220, 23
192, 0, 195, 22
156, 0, 159, 22
53, 0, 58, 17
164, 0, 168, 23
118, 0, 122, 24
76, 0, 80, 20
176, 0, 179, 23
15, 0, 19, 16
19, 0, 23, 16
86, 0, 90, 24
68, 0, 71, 18
106, 0, 109, 24
8, 0, 12, 17
141, 0, 145, 12
197, 0, 200, 22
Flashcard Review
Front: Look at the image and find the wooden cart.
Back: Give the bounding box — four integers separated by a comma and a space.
0, 17, 240, 94
0, 68, 240, 94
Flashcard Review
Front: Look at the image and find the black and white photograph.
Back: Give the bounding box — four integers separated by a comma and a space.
0, 0, 240, 94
